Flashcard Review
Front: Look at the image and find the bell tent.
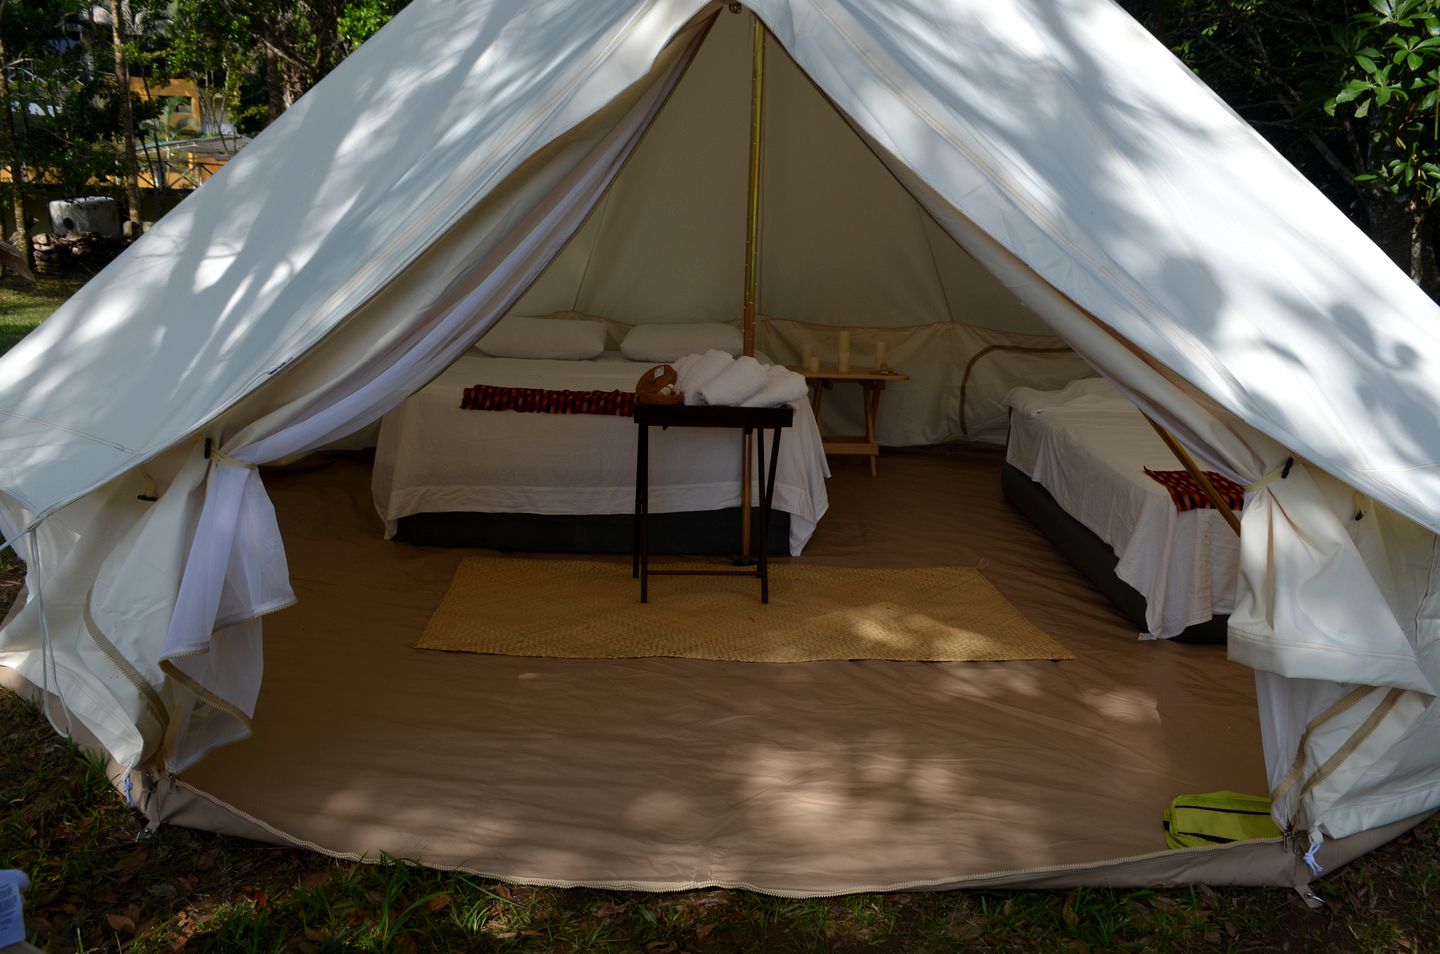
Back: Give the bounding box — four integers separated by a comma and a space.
2, 0, 1440, 895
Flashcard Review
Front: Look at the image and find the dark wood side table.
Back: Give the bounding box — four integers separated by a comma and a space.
632, 403, 794, 603
790, 366, 909, 476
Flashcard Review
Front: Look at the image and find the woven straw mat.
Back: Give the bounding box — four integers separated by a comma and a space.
416, 557, 1073, 663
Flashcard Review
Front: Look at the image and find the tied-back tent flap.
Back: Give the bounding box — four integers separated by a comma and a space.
1, 0, 1440, 890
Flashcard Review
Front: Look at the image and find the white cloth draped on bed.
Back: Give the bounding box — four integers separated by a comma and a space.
373, 352, 830, 554
1004, 377, 1239, 639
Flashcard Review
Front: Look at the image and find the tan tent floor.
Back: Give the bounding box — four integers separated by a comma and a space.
176, 445, 1275, 893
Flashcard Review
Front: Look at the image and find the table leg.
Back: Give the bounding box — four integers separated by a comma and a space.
737, 428, 756, 566
755, 425, 767, 602
761, 425, 782, 604
865, 381, 885, 477
638, 424, 650, 602
633, 424, 644, 578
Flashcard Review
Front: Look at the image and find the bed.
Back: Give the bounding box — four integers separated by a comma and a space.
1002, 377, 1239, 642
372, 351, 830, 555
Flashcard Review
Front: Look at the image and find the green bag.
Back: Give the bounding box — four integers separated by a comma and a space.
1162, 791, 1281, 849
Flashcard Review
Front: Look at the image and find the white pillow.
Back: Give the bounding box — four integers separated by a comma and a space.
475, 316, 608, 360
620, 322, 743, 362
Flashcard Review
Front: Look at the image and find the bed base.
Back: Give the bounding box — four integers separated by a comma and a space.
395, 508, 790, 555
1001, 463, 1227, 644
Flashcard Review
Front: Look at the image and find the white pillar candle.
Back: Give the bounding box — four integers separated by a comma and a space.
837, 331, 851, 372
874, 340, 887, 369
806, 355, 820, 374
802, 342, 814, 367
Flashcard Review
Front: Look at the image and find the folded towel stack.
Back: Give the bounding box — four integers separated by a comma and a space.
672, 350, 808, 407
741, 363, 810, 407
698, 355, 768, 406
677, 350, 735, 405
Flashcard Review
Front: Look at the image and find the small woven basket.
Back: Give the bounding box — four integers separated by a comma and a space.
635, 364, 683, 405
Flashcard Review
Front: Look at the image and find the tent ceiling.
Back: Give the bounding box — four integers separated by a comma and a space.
514, 9, 1047, 335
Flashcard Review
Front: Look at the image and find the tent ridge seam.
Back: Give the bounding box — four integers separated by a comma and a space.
0, 407, 143, 455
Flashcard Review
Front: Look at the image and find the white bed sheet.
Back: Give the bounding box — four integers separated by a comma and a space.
1004, 378, 1239, 639
373, 352, 830, 554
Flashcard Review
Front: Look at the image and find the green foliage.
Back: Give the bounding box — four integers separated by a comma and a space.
2, 0, 410, 219
11, 66, 127, 194
1324, 0, 1440, 204
1126, 0, 1440, 288
163, 0, 269, 135
165, 0, 411, 131
0, 0, 167, 207
337, 0, 408, 49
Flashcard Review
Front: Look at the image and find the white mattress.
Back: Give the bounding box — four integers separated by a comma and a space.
373, 352, 830, 554
1004, 377, 1239, 639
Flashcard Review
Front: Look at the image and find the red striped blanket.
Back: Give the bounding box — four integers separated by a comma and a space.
1144, 468, 1244, 512
460, 383, 635, 417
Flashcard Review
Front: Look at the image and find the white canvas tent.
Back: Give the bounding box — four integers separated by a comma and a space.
2, 0, 1440, 892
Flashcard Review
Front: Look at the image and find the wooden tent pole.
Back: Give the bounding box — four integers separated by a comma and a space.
741, 12, 764, 358
1142, 414, 1242, 536
739, 10, 765, 559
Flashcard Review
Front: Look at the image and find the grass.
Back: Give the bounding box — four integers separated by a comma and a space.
0, 276, 87, 353
1, 275, 1439, 952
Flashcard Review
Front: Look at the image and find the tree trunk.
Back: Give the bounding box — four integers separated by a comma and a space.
265, 45, 284, 123
1359, 190, 1440, 299
110, 0, 143, 234
0, 16, 34, 273
1423, 203, 1440, 302
283, 64, 304, 109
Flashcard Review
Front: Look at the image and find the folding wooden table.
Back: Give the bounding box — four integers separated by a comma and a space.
793, 367, 908, 476
632, 403, 794, 603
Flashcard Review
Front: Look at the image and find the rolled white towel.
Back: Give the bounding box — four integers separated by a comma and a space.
671, 353, 700, 381
741, 364, 810, 407
677, 349, 735, 405
697, 355, 768, 406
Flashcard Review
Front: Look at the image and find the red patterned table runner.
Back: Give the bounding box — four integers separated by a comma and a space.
1144, 468, 1244, 512
460, 384, 635, 417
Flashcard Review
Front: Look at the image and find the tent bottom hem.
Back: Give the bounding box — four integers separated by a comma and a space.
152, 769, 1435, 896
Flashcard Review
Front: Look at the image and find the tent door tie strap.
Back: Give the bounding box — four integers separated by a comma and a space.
1245, 457, 1295, 495
201, 436, 255, 470
137, 468, 159, 502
